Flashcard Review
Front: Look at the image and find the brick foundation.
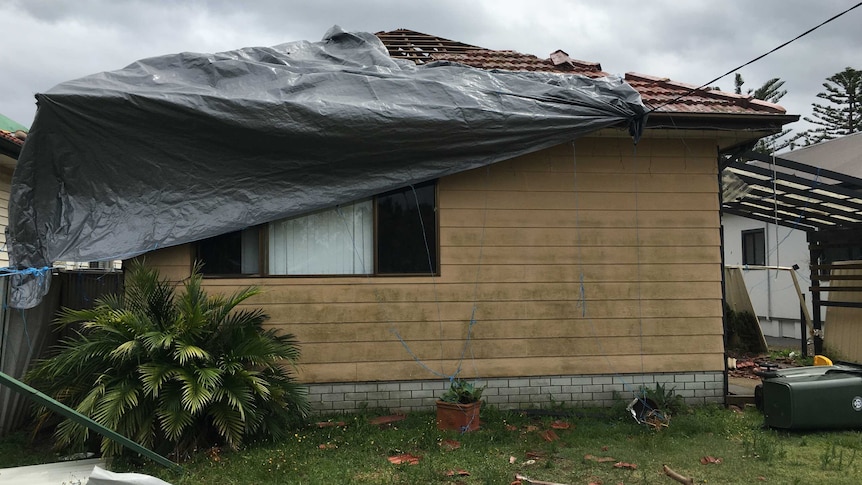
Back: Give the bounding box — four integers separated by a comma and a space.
306, 371, 725, 413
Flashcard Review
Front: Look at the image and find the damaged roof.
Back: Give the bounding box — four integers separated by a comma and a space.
376, 29, 793, 118
0, 129, 25, 165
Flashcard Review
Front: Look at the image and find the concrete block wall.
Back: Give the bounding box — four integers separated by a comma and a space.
307, 371, 725, 413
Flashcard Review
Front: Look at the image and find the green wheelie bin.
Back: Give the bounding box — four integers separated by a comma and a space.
756, 365, 862, 429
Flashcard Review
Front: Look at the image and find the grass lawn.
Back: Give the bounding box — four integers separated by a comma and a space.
71, 403, 857, 484
3, 403, 862, 484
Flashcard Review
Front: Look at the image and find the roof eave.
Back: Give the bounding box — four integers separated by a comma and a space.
0, 136, 22, 161
645, 112, 799, 129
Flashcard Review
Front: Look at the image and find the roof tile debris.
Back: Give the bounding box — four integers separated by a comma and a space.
376, 29, 787, 116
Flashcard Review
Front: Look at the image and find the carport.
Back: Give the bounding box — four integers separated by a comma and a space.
722, 149, 862, 359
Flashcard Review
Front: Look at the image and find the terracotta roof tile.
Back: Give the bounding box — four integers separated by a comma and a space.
0, 129, 24, 147
375, 29, 787, 117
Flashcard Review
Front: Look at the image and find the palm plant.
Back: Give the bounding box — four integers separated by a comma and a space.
27, 261, 309, 458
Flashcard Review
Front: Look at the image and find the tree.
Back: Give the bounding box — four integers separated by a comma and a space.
801, 67, 862, 143
735, 73, 787, 104
27, 261, 309, 458
735, 73, 791, 152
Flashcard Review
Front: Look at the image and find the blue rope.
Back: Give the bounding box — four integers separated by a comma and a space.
0, 266, 54, 277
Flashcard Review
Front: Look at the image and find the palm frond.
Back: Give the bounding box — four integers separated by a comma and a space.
138, 363, 179, 397
175, 369, 215, 414
173, 342, 211, 365
157, 386, 195, 441
109, 339, 141, 361
207, 401, 247, 448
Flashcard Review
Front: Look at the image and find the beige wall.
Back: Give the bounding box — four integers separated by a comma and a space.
145, 136, 725, 384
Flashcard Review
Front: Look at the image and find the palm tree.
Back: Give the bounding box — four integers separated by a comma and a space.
27, 261, 309, 458
734, 73, 792, 152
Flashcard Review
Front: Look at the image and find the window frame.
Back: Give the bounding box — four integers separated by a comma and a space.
373, 181, 439, 276
196, 181, 439, 277
741, 228, 766, 266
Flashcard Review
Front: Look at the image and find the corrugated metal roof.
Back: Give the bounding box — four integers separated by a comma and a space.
0, 112, 28, 133
376, 29, 789, 117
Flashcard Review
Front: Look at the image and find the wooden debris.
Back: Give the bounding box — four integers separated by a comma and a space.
663, 464, 694, 485
387, 453, 420, 465
440, 439, 461, 450
514, 473, 571, 485
315, 421, 346, 428
584, 454, 616, 463
550, 420, 571, 429
369, 414, 406, 427
540, 429, 560, 442
614, 461, 637, 470
699, 455, 722, 465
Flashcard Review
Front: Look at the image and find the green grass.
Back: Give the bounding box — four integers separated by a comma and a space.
5, 404, 862, 484
0, 430, 58, 468
768, 348, 815, 367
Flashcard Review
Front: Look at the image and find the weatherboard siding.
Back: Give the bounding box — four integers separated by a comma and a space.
143, 136, 724, 390
0, 168, 12, 267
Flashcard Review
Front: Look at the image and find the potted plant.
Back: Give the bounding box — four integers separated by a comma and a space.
436, 379, 484, 431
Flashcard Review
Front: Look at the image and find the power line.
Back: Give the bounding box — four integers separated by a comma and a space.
646, 1, 862, 114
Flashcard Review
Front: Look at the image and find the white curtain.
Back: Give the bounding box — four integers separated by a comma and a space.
268, 200, 373, 275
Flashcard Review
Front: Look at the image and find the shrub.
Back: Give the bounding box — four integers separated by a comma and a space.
27, 261, 309, 458
439, 379, 484, 404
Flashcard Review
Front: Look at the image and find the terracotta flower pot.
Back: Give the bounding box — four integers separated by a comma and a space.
436, 400, 481, 431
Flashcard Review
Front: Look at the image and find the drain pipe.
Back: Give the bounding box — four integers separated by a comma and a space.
765, 223, 773, 323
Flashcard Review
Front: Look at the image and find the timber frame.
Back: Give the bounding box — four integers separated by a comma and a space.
721, 150, 862, 356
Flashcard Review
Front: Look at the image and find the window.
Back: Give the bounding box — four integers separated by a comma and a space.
198, 227, 260, 275
741, 229, 765, 266
376, 182, 437, 274
197, 181, 437, 276
268, 200, 373, 275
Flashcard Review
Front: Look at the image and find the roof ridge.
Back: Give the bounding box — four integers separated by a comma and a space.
375, 30, 792, 117
549, 49, 602, 71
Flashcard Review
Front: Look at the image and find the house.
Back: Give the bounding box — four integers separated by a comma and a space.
0, 115, 26, 434
142, 29, 796, 411
722, 132, 862, 341
8, 29, 797, 412
0, 116, 26, 267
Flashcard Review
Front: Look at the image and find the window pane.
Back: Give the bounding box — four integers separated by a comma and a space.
377, 183, 437, 274
742, 229, 765, 266
268, 200, 373, 275
198, 228, 259, 275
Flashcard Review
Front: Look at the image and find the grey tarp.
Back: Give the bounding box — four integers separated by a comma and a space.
8, 26, 647, 308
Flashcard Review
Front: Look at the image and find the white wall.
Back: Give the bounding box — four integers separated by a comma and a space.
722, 213, 814, 338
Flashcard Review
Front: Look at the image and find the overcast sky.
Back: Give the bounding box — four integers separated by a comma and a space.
2, 0, 861, 137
